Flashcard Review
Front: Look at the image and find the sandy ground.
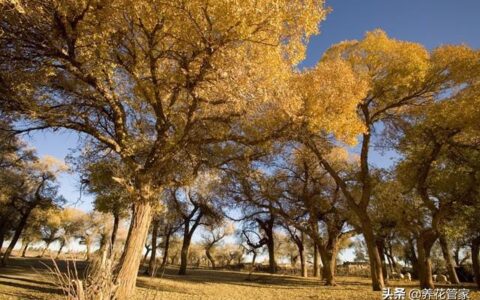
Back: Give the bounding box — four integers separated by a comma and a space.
0, 257, 479, 300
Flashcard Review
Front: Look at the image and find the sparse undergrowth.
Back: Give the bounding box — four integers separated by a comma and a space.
1, 258, 480, 300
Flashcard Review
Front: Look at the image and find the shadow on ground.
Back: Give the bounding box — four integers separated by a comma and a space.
0, 257, 88, 299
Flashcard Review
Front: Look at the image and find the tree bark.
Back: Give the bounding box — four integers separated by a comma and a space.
439, 235, 459, 284
266, 234, 276, 274
361, 218, 385, 291
417, 231, 436, 289
471, 237, 480, 289
114, 200, 152, 300
299, 243, 307, 277
147, 219, 159, 276
110, 212, 120, 254
376, 239, 389, 284
313, 244, 320, 277
178, 234, 191, 275
206, 246, 216, 269
1, 210, 30, 266
318, 244, 337, 286
85, 242, 91, 261
21, 241, 29, 257
160, 227, 172, 269
57, 240, 65, 258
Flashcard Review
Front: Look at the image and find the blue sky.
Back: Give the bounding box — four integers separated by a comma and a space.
25, 0, 480, 212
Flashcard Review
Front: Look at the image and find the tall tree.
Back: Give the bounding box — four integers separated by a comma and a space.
0, 1, 327, 296
396, 72, 480, 288
1, 156, 65, 265
292, 31, 480, 290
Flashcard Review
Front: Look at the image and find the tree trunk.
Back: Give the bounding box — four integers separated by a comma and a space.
160, 228, 172, 269
471, 237, 480, 289
361, 218, 385, 291
85, 242, 91, 261
439, 235, 460, 284
313, 244, 320, 277
114, 201, 153, 300
417, 232, 436, 289
147, 219, 159, 276
453, 246, 461, 267
57, 241, 65, 258
299, 246, 307, 277
206, 247, 216, 269
266, 234, 276, 274
110, 212, 120, 255
406, 239, 419, 278
376, 239, 389, 284
385, 244, 397, 273
143, 247, 151, 263
319, 244, 337, 286
248, 251, 257, 279
0, 221, 6, 254
1, 210, 30, 266
41, 242, 51, 257
178, 234, 191, 275
21, 241, 30, 257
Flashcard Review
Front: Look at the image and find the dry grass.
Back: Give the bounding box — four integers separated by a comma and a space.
0, 257, 479, 300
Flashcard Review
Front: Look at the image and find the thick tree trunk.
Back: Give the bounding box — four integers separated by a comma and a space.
178, 235, 191, 275
115, 201, 153, 300
361, 219, 385, 291
266, 235, 276, 274
417, 232, 436, 289
160, 228, 172, 269
21, 241, 29, 257
319, 245, 337, 286
206, 247, 216, 269
471, 237, 480, 289
439, 235, 460, 284
313, 244, 320, 277
1, 210, 30, 266
147, 219, 159, 276
299, 246, 307, 277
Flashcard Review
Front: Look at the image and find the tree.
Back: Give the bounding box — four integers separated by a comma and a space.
39, 208, 63, 257
19, 210, 43, 257
56, 207, 85, 257
281, 225, 307, 277
169, 172, 222, 275
396, 76, 480, 288
76, 211, 110, 261
83, 159, 131, 255
292, 30, 480, 290
1, 155, 65, 265
221, 166, 279, 274
0, 119, 36, 252
201, 221, 232, 269
0, 1, 327, 296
